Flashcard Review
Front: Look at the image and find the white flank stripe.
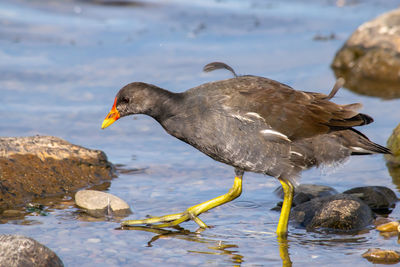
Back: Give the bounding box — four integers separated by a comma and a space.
260, 129, 291, 142
290, 151, 303, 157
232, 114, 254, 122
245, 112, 263, 120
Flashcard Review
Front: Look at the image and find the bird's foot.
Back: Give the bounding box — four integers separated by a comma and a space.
121, 206, 208, 229
122, 174, 243, 229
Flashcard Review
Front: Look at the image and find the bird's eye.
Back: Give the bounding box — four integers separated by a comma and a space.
120, 97, 130, 104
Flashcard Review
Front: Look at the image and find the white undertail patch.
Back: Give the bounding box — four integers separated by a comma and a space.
350, 146, 372, 153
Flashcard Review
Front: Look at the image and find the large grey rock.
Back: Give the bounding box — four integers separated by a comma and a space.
75, 190, 131, 217
343, 186, 398, 213
292, 194, 374, 232
332, 8, 400, 99
292, 184, 338, 206
273, 184, 338, 210
0, 235, 63, 267
0, 136, 114, 211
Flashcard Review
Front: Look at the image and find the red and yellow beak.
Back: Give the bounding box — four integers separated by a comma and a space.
101, 97, 120, 129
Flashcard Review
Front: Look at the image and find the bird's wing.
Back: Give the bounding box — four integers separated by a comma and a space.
216, 76, 371, 140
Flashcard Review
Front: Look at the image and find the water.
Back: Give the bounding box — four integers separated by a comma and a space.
1, 0, 400, 266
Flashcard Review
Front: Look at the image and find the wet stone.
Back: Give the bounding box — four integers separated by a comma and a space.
343, 186, 398, 214
0, 136, 115, 211
362, 248, 400, 264
292, 194, 374, 232
386, 123, 400, 165
376, 221, 399, 233
374, 216, 393, 227
75, 190, 131, 217
0, 234, 64, 267
273, 184, 338, 210
331, 8, 400, 99
293, 184, 338, 206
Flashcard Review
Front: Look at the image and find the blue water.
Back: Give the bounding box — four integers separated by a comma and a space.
1, 0, 400, 266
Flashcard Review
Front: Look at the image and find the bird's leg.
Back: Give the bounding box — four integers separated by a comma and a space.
122, 170, 244, 229
276, 178, 294, 237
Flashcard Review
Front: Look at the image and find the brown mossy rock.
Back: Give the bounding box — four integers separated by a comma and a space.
386, 123, 400, 164
362, 248, 400, 264
292, 194, 374, 232
0, 136, 114, 211
0, 234, 64, 267
331, 8, 400, 99
386, 124, 400, 190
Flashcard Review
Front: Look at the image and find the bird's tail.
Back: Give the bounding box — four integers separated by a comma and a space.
341, 128, 391, 155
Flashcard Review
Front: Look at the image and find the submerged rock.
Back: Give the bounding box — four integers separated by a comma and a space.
343, 186, 398, 214
0, 235, 63, 267
0, 136, 114, 211
292, 194, 374, 232
376, 221, 399, 233
75, 190, 131, 217
362, 248, 400, 264
331, 8, 400, 99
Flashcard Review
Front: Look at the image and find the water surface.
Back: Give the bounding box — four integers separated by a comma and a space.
1, 0, 400, 266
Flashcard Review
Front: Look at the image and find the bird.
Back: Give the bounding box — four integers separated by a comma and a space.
101, 62, 390, 236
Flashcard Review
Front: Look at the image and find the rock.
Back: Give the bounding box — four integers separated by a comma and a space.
343, 186, 398, 214
374, 216, 392, 227
0, 136, 114, 211
376, 221, 399, 232
273, 184, 338, 210
292, 184, 338, 206
386, 123, 400, 165
75, 190, 131, 217
331, 8, 400, 99
362, 248, 400, 264
0, 235, 63, 267
292, 194, 374, 232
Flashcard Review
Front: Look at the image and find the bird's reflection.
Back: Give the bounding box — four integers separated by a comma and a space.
278, 235, 292, 267
119, 225, 245, 265
119, 225, 293, 267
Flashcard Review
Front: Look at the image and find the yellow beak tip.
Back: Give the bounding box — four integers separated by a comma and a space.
101, 120, 112, 129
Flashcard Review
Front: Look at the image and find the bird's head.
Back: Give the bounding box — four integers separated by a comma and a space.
101, 82, 158, 129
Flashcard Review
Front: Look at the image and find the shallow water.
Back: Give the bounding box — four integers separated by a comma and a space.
1, 0, 400, 266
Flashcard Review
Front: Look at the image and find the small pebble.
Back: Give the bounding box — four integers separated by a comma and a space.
75, 190, 131, 217
376, 221, 399, 232
362, 248, 400, 264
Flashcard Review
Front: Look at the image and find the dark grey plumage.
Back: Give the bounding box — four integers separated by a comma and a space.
113, 63, 390, 185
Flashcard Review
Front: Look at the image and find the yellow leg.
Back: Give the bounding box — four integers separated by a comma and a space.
276, 179, 294, 237
122, 172, 243, 229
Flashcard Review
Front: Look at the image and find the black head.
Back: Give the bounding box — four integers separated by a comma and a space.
101, 82, 168, 129
115, 82, 162, 117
